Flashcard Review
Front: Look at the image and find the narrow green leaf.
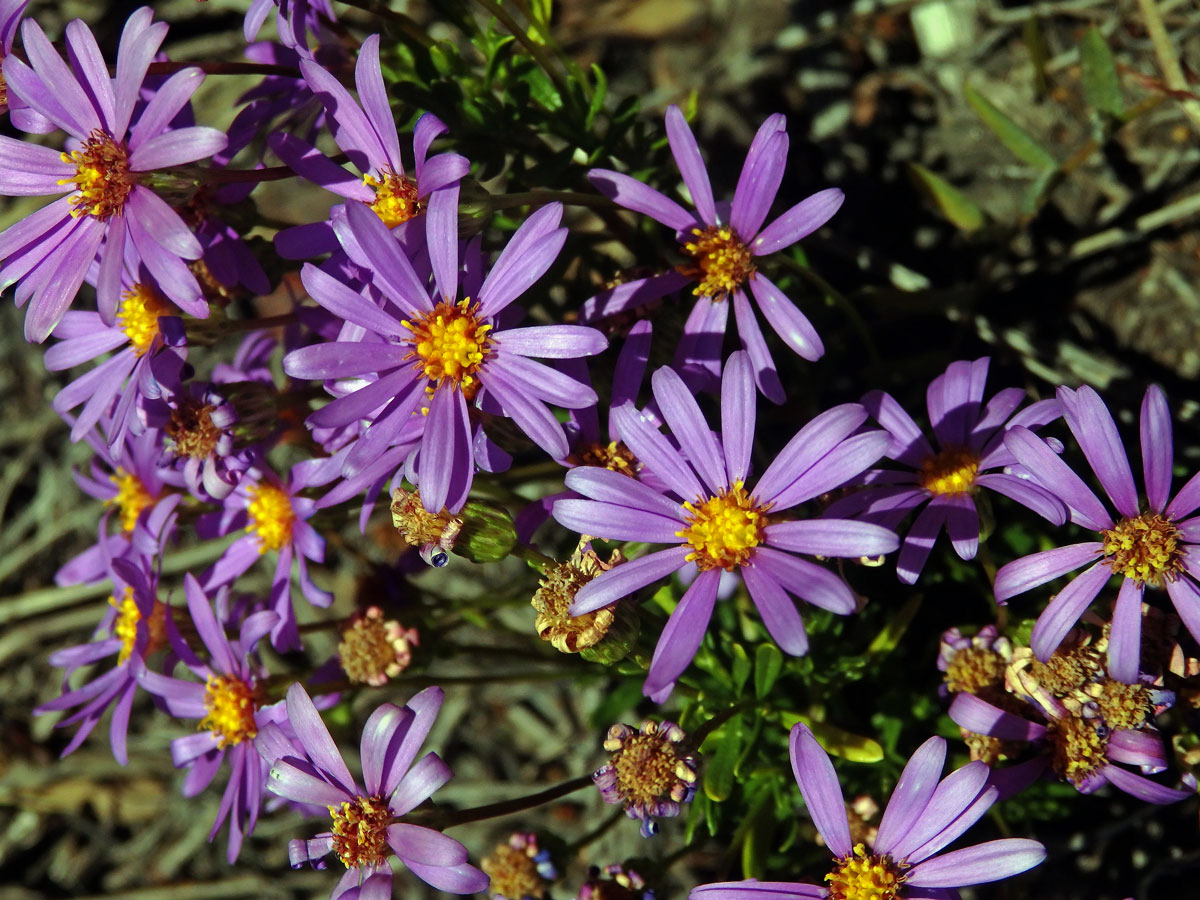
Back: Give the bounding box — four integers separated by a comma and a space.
586, 63, 608, 130
865, 592, 923, 658
753, 643, 783, 699
703, 720, 743, 801
739, 790, 774, 880
523, 66, 563, 112
730, 643, 752, 695
906, 163, 986, 232
1081, 27, 1123, 118
964, 82, 1057, 170
780, 712, 884, 763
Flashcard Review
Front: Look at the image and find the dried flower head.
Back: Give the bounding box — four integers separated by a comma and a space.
338, 606, 419, 686
391, 486, 462, 566
532, 544, 633, 661
481, 832, 555, 900
593, 720, 698, 837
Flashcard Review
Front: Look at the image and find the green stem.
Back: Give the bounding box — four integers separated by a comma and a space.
435, 774, 595, 828
201, 165, 297, 185
512, 542, 556, 569
336, 0, 435, 48
564, 808, 625, 853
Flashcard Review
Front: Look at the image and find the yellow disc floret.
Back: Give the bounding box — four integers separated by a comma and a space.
403, 298, 492, 392
200, 674, 259, 749
825, 844, 906, 900
329, 795, 392, 868
60, 129, 132, 220
364, 168, 422, 228
117, 284, 172, 355
108, 467, 153, 533
679, 225, 755, 299
1101, 512, 1184, 586
918, 447, 979, 496
246, 482, 295, 553
677, 481, 767, 571
109, 585, 168, 665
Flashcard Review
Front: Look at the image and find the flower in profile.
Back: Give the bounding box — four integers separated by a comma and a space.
532, 542, 636, 663
481, 832, 556, 900
283, 197, 607, 514
585, 106, 844, 400
824, 358, 1066, 584
995, 384, 1200, 684
263, 682, 489, 897
0, 8, 225, 341
0, 1, 31, 118
593, 720, 697, 837
690, 724, 1046, 900
552, 351, 897, 700
137, 575, 284, 862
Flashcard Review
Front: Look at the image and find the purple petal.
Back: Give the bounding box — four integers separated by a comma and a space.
906, 839, 1046, 888
587, 168, 695, 231
1101, 764, 1193, 804
643, 567, 720, 700
486, 353, 597, 409
184, 573, 237, 673
267, 758, 351, 807
752, 547, 856, 614
975, 472, 1066, 525
742, 562, 807, 655
271, 133, 369, 200
1141, 384, 1173, 513
402, 860, 490, 894
665, 105, 715, 225
896, 501, 945, 585
748, 273, 823, 361
568, 546, 690, 615
1166, 469, 1200, 521
769, 431, 892, 512
113, 8, 165, 134
301, 264, 404, 337
360, 703, 410, 796
301, 57, 386, 167
765, 519, 898, 558
788, 722, 852, 858
873, 736, 946, 855
564, 466, 686, 522
925, 358, 987, 449
1107, 576, 1143, 685
419, 387, 472, 514
610, 404, 704, 502
942, 493, 979, 560
413, 112, 448, 176
755, 403, 870, 504
653, 364, 727, 495
1166, 575, 1200, 646
1107, 729, 1167, 770
478, 226, 566, 318
752, 188, 844, 256
426, 184, 460, 303
21, 18, 99, 136
386, 824, 468, 867
483, 369, 571, 459
720, 350, 756, 482
554, 497, 685, 544
675, 294, 729, 392
495, 325, 607, 358
129, 69, 208, 153
284, 682, 357, 793
341, 200, 434, 313
391, 751, 453, 814
731, 288, 784, 403
731, 126, 787, 239
888, 762, 991, 862
992, 541, 1102, 603
862, 390, 934, 467
1029, 560, 1113, 660
947, 693, 1045, 741
125, 188, 202, 259
581, 271, 690, 323
356, 36, 403, 171
285, 342, 412, 379
690, 883, 825, 900
131, 126, 226, 171
307, 367, 420, 430
418, 152, 469, 195
1058, 385, 1138, 519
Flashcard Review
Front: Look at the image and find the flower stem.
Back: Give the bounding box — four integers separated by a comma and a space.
145, 60, 301, 78
435, 774, 595, 828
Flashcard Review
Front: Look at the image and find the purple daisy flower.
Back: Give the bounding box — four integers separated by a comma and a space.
283, 196, 607, 514
262, 681, 489, 898
0, 8, 226, 341
0, 1, 31, 119
137, 575, 284, 861
144, 379, 247, 500
584, 106, 843, 400
690, 724, 1045, 900
824, 358, 1066, 584
552, 351, 898, 702
995, 384, 1200, 684
271, 34, 468, 258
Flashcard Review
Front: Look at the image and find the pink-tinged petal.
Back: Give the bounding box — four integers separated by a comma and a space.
360, 703, 410, 796
478, 226, 567, 318
587, 168, 695, 232
112, 8, 165, 134
862, 390, 933, 467
742, 563, 807, 655
643, 567, 720, 700
748, 273, 823, 361
21, 18, 99, 136
896, 501, 946, 585
0, 196, 75, 276
564, 466, 686, 521
125, 188, 202, 259
992, 541, 1102, 603
1029, 560, 1113, 659
386, 824, 468, 867
1107, 729, 1167, 770
788, 722, 852, 858
426, 184, 460, 303
391, 752, 453, 814
267, 758, 350, 807
284, 682, 357, 793
285, 342, 412, 379
128, 69, 207, 152
665, 105, 716, 224
568, 546, 691, 615
419, 387, 472, 514
44, 329, 127, 370
652, 365, 727, 495
131, 126, 226, 171
948, 693, 1045, 741
581, 271, 690, 323
356, 36, 403, 171
610, 404, 704, 502
755, 403, 870, 503
301, 264, 404, 337
3, 54, 78, 135
721, 350, 756, 482
381, 686, 443, 786
0, 136, 72, 190
906, 839, 1045, 887
731, 126, 787, 239
494, 325, 607, 358
402, 860, 490, 895
1165, 575, 1200, 646
873, 736, 946, 855
1101, 764, 1193, 804
553, 498, 684, 544
690, 882, 826, 900
765, 519, 898, 559
752, 547, 856, 614
752, 188, 844, 256
1166, 469, 1200, 521
1140, 384, 1173, 513
731, 288, 784, 403
888, 761, 991, 861
1058, 385, 1138, 518
1107, 577, 1144, 685
975, 473, 1066, 525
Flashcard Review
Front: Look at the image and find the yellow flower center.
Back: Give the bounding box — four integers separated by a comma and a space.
117, 284, 172, 356
246, 483, 295, 553
1047, 715, 1107, 788
677, 481, 767, 571
1101, 513, 1184, 586
1092, 678, 1153, 731
679, 225, 755, 299
605, 722, 696, 810
825, 844, 906, 900
109, 585, 168, 665
107, 467, 153, 533
403, 299, 492, 391
337, 607, 418, 687
166, 398, 220, 459
329, 794, 392, 868
364, 168, 422, 228
60, 129, 132, 220
199, 674, 259, 749
917, 447, 979, 496
943, 646, 1006, 694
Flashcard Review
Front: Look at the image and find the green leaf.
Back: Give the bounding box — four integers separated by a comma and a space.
523, 65, 563, 112
906, 163, 986, 232
754, 643, 783, 699
703, 719, 744, 801
588, 678, 644, 730
730, 643, 752, 695
865, 593, 923, 659
964, 82, 1057, 170
738, 789, 775, 880
586, 63, 608, 130
779, 712, 884, 763
1081, 27, 1123, 118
